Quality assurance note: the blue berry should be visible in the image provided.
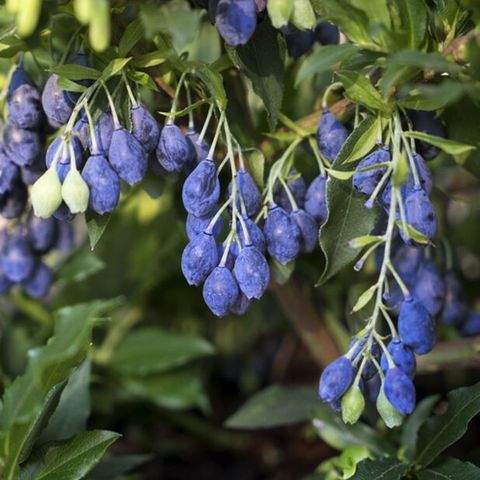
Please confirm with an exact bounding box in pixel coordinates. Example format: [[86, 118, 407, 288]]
[[0, 180, 27, 219], [236, 217, 266, 254], [53, 203, 74, 222], [156, 124, 191, 173], [74, 116, 90, 149], [0, 149, 20, 195], [89, 112, 114, 155], [233, 245, 270, 299], [404, 187, 437, 242], [54, 221, 74, 251], [274, 168, 306, 212], [460, 312, 480, 337], [109, 127, 148, 185], [391, 243, 423, 277], [319, 355, 354, 403], [305, 174, 328, 225], [399, 297, 436, 354], [8, 69, 42, 129], [186, 210, 222, 240], [230, 292, 252, 315], [315, 21, 339, 45], [291, 209, 318, 253], [21, 261, 52, 299], [215, 0, 257, 46], [365, 374, 381, 402], [412, 260, 445, 317], [186, 129, 210, 163], [181, 231, 219, 286], [3, 122, 42, 167], [21, 158, 45, 186], [232, 168, 261, 217], [131, 104, 160, 154], [352, 147, 390, 196], [41, 74, 73, 127], [27, 214, 58, 253], [409, 110, 445, 161], [203, 266, 239, 316], [441, 271, 468, 326], [182, 159, 220, 216], [46, 136, 83, 167], [82, 154, 120, 214], [0, 229, 35, 282], [282, 24, 315, 59], [316, 110, 348, 162], [384, 367, 416, 415], [264, 205, 301, 264], [380, 338, 416, 378]]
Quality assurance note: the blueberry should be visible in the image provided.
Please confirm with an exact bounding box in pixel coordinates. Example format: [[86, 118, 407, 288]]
[[186, 210, 222, 240], [7, 63, 34, 96], [315, 21, 339, 45], [391, 243, 423, 277], [203, 266, 239, 316], [409, 110, 445, 161], [74, 116, 90, 149], [319, 355, 354, 402], [89, 112, 114, 155], [187, 129, 210, 163], [362, 342, 381, 380], [274, 168, 307, 212], [352, 147, 390, 196], [21, 261, 52, 298], [233, 245, 270, 299], [264, 204, 301, 264], [381, 338, 416, 378], [412, 260, 445, 317], [156, 124, 191, 173], [109, 127, 148, 185], [82, 154, 120, 214], [316, 110, 349, 162], [412, 153, 433, 194], [282, 24, 316, 58], [384, 367, 416, 415], [182, 159, 220, 216], [3, 122, 42, 166], [215, 0, 257, 46], [41, 74, 73, 126], [441, 271, 468, 326], [460, 312, 480, 337], [365, 374, 381, 402], [181, 231, 219, 286], [0, 180, 27, 219], [230, 292, 252, 315], [305, 174, 328, 224], [0, 229, 35, 282], [291, 209, 318, 253], [46, 136, 83, 166], [236, 217, 266, 254], [64, 52, 92, 106], [218, 241, 236, 270], [230, 168, 261, 218], [0, 149, 20, 195], [27, 213, 58, 253], [53, 202, 74, 222], [403, 187, 437, 242], [54, 220, 74, 251], [399, 297, 436, 354], [21, 156, 45, 186], [131, 104, 160, 154], [0, 265, 12, 294], [8, 83, 42, 130]]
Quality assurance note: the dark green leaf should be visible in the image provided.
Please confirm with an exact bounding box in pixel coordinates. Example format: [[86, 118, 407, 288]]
[[396, 0, 427, 48], [415, 382, 480, 467], [133, 49, 169, 68], [87, 454, 151, 480], [319, 117, 380, 283], [245, 149, 265, 188], [111, 327, 215, 376], [342, 116, 382, 164], [190, 64, 227, 110], [57, 251, 105, 284], [118, 19, 144, 57], [296, 44, 359, 85], [350, 457, 410, 480], [270, 259, 295, 285], [33, 430, 120, 480], [416, 457, 480, 480], [225, 385, 319, 429], [227, 21, 285, 129], [404, 131, 475, 155], [50, 64, 101, 81], [101, 58, 132, 80], [56, 78, 87, 94], [85, 212, 111, 250]]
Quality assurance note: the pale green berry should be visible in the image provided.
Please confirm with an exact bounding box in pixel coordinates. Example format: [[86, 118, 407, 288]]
[[16, 0, 42, 36], [89, 0, 111, 52], [290, 0, 316, 30], [74, 0, 93, 24], [267, 0, 294, 28], [341, 385, 365, 425], [376, 386, 404, 428], [62, 169, 90, 214], [31, 168, 63, 219]]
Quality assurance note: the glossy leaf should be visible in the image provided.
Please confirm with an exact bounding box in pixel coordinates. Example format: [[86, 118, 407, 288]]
[[350, 457, 410, 480]]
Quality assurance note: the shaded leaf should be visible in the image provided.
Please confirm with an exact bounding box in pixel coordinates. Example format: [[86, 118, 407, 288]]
[[404, 131, 475, 155], [416, 457, 480, 480], [118, 19, 144, 57], [50, 64, 101, 81], [350, 457, 410, 479], [85, 212, 111, 250]]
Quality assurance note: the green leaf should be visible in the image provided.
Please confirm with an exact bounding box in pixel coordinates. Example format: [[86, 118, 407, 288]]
[[342, 116, 382, 164], [395, 221, 430, 245], [297, 44, 359, 85], [190, 64, 227, 110], [337, 72, 392, 114], [326, 168, 355, 180], [245, 149, 265, 188], [404, 131, 476, 155], [86, 454, 151, 480], [225, 385, 319, 429], [396, 0, 427, 49], [350, 457, 410, 480], [118, 18, 144, 57], [349, 235, 383, 248], [111, 327, 215, 376], [415, 382, 480, 467], [85, 212, 111, 250], [50, 64, 101, 81], [57, 250, 105, 284], [350, 0, 391, 28], [400, 395, 440, 461], [133, 50, 169, 68], [101, 58, 132, 80], [416, 457, 480, 480], [319, 117, 380, 284], [392, 152, 409, 187], [270, 259, 295, 285], [226, 21, 285, 129], [33, 430, 120, 480], [56, 78, 87, 94], [352, 285, 377, 312]]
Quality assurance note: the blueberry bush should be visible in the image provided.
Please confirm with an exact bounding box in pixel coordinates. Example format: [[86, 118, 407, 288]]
[[1, 0, 480, 478]]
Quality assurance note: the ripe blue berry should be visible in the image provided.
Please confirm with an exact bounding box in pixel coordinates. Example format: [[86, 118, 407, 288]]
[[89, 112, 114, 155], [41, 74, 73, 127], [3, 122, 42, 167], [384, 367, 416, 415], [365, 374, 381, 402], [230, 292, 252, 315], [403, 187, 437, 242], [186, 129, 210, 163], [412, 259, 445, 317], [182, 159, 220, 216], [0, 229, 35, 282], [233, 245, 270, 299], [74, 116, 90, 149], [319, 355, 354, 403], [282, 24, 316, 59], [441, 271, 468, 326], [274, 168, 306, 212], [156, 124, 191, 173], [21, 158, 45, 186], [27, 214, 57, 253], [391, 243, 423, 277], [54, 221, 74, 251], [203, 266, 239, 316], [82, 154, 120, 214], [352, 147, 390, 196], [232, 168, 261, 218], [186, 210, 222, 240], [0, 180, 27, 219], [181, 231, 219, 286], [291, 209, 318, 253], [316, 110, 348, 162], [409, 110, 445, 161], [399, 297, 436, 354], [460, 312, 480, 337], [380, 338, 416, 378], [215, 0, 257, 46], [264, 205, 301, 265], [131, 104, 160, 154], [305, 174, 328, 224], [0, 149, 20, 195], [315, 21, 339, 45], [8, 71, 42, 129], [235, 217, 266, 254], [109, 127, 148, 185], [46, 136, 83, 167], [22, 261, 52, 299]]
